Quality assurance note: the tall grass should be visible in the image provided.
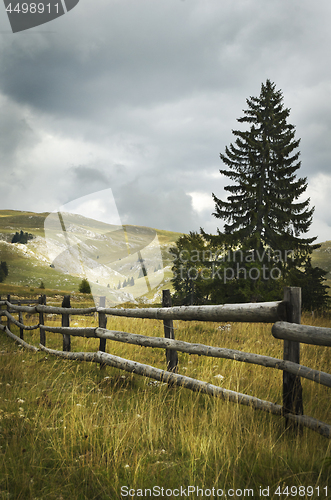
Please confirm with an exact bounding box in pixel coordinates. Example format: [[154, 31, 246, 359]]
[[0, 306, 330, 499]]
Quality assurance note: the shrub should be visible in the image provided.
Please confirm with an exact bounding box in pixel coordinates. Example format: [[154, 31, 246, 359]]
[[11, 230, 33, 244], [0, 261, 8, 282], [79, 278, 91, 294]]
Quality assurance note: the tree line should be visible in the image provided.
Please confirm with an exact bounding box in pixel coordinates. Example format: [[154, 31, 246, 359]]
[[11, 230, 33, 244]]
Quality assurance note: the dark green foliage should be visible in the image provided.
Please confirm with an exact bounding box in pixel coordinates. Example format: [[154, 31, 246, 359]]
[[169, 80, 329, 307], [11, 230, 33, 244], [39, 281, 45, 289], [0, 261, 8, 283], [78, 278, 91, 294], [170, 232, 211, 305], [288, 258, 330, 311], [0, 261, 8, 277], [213, 80, 317, 272], [205, 80, 325, 304]]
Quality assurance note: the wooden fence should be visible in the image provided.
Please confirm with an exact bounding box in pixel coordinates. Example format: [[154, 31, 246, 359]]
[[0, 287, 330, 438]]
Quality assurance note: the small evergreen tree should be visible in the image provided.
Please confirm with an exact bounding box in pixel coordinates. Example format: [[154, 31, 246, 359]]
[[79, 278, 91, 294], [0, 261, 8, 283], [0, 261, 8, 277], [11, 231, 20, 243]]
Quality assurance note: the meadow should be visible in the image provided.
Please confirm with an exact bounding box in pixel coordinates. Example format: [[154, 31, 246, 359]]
[[0, 293, 330, 500]]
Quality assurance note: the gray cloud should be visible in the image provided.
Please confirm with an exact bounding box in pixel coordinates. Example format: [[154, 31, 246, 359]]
[[0, 0, 330, 240]]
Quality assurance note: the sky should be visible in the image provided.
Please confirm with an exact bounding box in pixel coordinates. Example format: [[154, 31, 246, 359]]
[[0, 0, 331, 242]]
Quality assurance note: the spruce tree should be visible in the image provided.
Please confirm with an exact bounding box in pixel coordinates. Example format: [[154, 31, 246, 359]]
[[212, 79, 317, 275]]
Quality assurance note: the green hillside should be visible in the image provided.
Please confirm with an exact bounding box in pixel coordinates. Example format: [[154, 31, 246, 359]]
[[0, 209, 182, 300], [1, 209, 330, 300], [311, 240, 331, 291]]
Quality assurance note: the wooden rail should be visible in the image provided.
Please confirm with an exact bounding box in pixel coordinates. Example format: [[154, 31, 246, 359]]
[[1, 288, 330, 439], [1, 300, 286, 322], [273, 321, 331, 346]]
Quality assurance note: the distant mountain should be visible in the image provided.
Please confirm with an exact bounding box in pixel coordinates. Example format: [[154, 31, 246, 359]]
[[1, 209, 330, 300], [311, 241, 331, 291], [0, 209, 182, 303]]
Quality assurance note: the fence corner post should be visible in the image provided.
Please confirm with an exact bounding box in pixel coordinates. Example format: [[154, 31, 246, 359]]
[[162, 289, 178, 374], [62, 295, 71, 352], [38, 294, 46, 346], [98, 296, 107, 370], [283, 286, 303, 429]]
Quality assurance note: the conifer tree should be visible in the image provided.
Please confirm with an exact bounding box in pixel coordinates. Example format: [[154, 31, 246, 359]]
[[79, 278, 91, 294], [212, 79, 317, 275]]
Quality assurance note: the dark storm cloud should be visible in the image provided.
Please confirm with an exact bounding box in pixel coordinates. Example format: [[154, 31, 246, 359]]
[[69, 165, 110, 199], [0, 0, 330, 238], [0, 95, 37, 162]]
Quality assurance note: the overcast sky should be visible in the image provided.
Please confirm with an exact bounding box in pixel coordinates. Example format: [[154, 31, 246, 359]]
[[0, 0, 331, 242]]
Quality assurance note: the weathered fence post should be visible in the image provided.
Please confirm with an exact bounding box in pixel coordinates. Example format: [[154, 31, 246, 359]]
[[18, 301, 24, 340], [98, 296, 107, 369], [283, 287, 303, 427], [62, 295, 71, 352], [39, 294, 46, 346], [162, 289, 178, 373], [6, 294, 11, 331]]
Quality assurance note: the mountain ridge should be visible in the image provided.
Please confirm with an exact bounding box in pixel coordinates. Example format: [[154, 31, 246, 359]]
[[0, 209, 330, 298]]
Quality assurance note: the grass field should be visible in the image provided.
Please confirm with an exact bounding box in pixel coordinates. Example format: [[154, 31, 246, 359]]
[[0, 292, 330, 499]]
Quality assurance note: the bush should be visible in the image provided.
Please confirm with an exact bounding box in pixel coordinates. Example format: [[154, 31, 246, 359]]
[[0, 261, 8, 282], [79, 278, 91, 294], [11, 230, 33, 244]]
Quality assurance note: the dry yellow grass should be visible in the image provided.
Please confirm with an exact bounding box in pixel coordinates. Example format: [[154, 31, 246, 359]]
[[0, 304, 330, 499]]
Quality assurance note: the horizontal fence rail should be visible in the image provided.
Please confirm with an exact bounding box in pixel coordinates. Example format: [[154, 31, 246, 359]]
[[273, 321, 331, 347], [97, 301, 287, 323], [0, 300, 287, 323], [0, 289, 330, 439], [0, 310, 40, 330], [0, 323, 39, 352], [37, 346, 331, 439], [39, 325, 331, 389]]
